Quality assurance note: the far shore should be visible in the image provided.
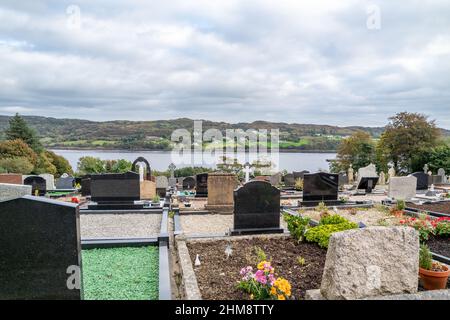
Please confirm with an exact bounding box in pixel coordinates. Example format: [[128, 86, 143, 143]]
[[49, 147, 337, 154]]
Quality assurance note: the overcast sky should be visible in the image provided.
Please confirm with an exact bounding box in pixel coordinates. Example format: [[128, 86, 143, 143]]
[[0, 1, 449, 128]]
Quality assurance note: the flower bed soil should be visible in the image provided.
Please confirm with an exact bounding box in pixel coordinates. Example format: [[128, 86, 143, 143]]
[[406, 202, 450, 215], [426, 236, 450, 258], [187, 237, 326, 300]]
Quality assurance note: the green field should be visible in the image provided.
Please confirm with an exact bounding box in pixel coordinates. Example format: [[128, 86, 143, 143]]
[[82, 246, 159, 300]]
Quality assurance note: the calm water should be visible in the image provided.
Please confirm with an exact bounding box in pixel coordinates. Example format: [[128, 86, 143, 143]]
[[52, 149, 336, 173]]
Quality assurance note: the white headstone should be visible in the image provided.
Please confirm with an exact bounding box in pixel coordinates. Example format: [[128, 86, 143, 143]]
[[388, 176, 417, 200], [138, 164, 144, 182], [243, 164, 252, 183], [437, 168, 447, 183], [38, 174, 55, 190], [357, 163, 378, 184]]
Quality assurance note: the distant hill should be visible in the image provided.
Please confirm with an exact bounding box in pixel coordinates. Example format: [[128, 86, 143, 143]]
[[0, 115, 448, 151]]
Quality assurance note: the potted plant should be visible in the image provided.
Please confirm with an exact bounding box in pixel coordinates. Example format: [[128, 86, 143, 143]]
[[419, 244, 450, 290]]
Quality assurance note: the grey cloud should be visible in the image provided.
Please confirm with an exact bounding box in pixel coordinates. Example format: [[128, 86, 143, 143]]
[[0, 1, 449, 128]]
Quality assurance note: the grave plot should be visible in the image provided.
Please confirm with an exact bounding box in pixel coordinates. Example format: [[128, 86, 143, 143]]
[[179, 214, 288, 236], [297, 205, 403, 227], [183, 236, 326, 300], [406, 201, 450, 216], [80, 213, 162, 238], [82, 246, 159, 300]]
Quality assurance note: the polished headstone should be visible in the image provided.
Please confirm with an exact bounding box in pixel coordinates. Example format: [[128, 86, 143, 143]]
[[232, 180, 281, 233], [182, 176, 196, 190], [23, 176, 46, 196], [302, 172, 339, 202], [283, 173, 295, 187], [356, 177, 379, 193], [80, 175, 91, 196], [411, 172, 429, 190], [195, 173, 208, 197], [0, 196, 81, 299], [293, 171, 310, 180], [90, 171, 140, 202]]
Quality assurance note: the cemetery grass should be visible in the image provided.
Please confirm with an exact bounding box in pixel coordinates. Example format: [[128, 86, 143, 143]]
[[406, 201, 450, 215], [187, 237, 326, 300], [82, 246, 159, 300]]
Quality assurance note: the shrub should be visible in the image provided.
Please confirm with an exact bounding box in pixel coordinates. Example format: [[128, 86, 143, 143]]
[[283, 213, 310, 242], [305, 221, 358, 248], [254, 246, 267, 263], [432, 217, 450, 237], [294, 178, 303, 191], [419, 244, 433, 270], [152, 195, 160, 203], [396, 199, 406, 211], [319, 214, 348, 225], [399, 216, 434, 242], [0, 157, 34, 174], [0, 139, 38, 165]]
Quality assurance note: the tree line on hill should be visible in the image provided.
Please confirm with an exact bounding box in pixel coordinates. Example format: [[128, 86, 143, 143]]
[[329, 112, 450, 174]]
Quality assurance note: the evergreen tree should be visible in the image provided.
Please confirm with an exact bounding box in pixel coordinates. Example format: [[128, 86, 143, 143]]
[[5, 113, 42, 152]]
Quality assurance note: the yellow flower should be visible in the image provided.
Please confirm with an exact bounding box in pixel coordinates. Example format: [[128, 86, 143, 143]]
[[277, 294, 286, 300], [270, 287, 277, 295], [250, 294, 254, 300], [257, 261, 268, 270]]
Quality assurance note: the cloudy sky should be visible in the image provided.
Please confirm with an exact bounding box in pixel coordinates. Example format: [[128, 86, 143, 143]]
[[0, 1, 449, 128]]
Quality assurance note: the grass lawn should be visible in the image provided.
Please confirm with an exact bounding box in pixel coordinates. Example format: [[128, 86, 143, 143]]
[[82, 246, 159, 300]]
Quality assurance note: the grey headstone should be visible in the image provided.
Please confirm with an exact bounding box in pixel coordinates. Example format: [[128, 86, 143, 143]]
[[0, 183, 32, 202], [388, 176, 417, 200], [56, 174, 75, 189], [357, 163, 378, 184], [156, 176, 169, 188]]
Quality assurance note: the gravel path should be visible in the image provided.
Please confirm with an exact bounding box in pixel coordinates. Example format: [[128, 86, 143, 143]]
[[180, 214, 288, 235], [80, 214, 162, 239]]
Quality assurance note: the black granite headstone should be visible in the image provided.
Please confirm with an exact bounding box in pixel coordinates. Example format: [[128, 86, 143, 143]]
[[0, 196, 81, 299], [89, 171, 141, 209], [23, 176, 46, 196], [293, 171, 310, 180], [283, 173, 295, 187], [411, 172, 429, 190], [302, 172, 339, 205], [231, 181, 282, 235], [182, 176, 196, 190], [80, 175, 91, 196], [195, 173, 208, 197], [356, 177, 379, 193]]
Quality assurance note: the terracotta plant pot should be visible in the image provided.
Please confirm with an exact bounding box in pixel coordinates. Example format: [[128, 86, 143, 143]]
[[419, 265, 450, 290]]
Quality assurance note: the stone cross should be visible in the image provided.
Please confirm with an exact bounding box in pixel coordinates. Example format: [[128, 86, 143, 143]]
[[168, 163, 176, 178], [423, 164, 429, 173], [243, 163, 252, 183]]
